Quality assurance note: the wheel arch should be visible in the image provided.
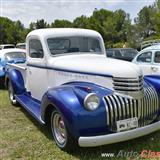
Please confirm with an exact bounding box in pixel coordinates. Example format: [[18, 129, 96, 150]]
[[8, 69, 26, 95], [43, 104, 55, 126]]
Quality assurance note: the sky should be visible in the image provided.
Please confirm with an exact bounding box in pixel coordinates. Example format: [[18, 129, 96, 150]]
[[0, 0, 156, 27]]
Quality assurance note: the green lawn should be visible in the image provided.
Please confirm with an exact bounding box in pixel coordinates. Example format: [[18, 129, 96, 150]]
[[0, 90, 160, 160]]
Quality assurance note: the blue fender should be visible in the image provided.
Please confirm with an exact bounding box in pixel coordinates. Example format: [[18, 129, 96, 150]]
[[9, 69, 25, 94], [144, 75, 160, 118], [144, 75, 160, 95], [41, 82, 113, 139]]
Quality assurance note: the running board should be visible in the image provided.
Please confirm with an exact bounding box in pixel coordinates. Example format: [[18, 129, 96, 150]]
[[15, 93, 45, 125]]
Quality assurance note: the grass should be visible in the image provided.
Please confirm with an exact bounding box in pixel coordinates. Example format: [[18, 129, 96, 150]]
[[0, 90, 160, 160]]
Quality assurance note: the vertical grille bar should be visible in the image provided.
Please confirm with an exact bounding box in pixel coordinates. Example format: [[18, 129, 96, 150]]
[[133, 100, 137, 118], [119, 96, 126, 119], [105, 96, 114, 126], [129, 99, 134, 118], [147, 88, 153, 120], [113, 95, 122, 120], [104, 97, 110, 126], [109, 96, 118, 122]]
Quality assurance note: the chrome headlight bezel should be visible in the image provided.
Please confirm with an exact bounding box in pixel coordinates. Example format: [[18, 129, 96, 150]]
[[84, 93, 100, 111]]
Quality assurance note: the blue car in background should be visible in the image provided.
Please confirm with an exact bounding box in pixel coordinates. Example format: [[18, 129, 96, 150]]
[[0, 48, 26, 87]]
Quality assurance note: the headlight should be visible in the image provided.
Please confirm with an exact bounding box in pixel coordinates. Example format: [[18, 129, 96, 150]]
[[84, 93, 100, 111]]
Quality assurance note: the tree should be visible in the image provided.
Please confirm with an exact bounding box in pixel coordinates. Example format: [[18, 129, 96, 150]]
[[35, 19, 49, 29], [154, 0, 160, 36], [51, 20, 72, 28], [29, 22, 36, 30], [135, 5, 157, 39], [73, 16, 90, 28]]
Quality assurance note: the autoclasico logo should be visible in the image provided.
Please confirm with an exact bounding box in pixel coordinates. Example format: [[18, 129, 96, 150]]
[[101, 150, 160, 158], [140, 150, 160, 158]]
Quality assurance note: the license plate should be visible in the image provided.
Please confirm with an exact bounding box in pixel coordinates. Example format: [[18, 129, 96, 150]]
[[116, 117, 138, 132]]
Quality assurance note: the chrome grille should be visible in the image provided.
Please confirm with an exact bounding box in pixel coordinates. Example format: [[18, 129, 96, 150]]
[[113, 76, 143, 91], [104, 85, 159, 131], [113, 76, 144, 99]]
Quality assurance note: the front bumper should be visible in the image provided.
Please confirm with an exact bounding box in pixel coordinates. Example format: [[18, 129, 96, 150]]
[[78, 121, 160, 147]]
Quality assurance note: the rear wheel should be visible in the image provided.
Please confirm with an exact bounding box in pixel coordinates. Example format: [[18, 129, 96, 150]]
[[50, 109, 77, 150], [8, 81, 17, 105]]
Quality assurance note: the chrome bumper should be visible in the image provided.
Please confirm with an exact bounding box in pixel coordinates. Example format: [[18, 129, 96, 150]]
[[78, 121, 160, 147]]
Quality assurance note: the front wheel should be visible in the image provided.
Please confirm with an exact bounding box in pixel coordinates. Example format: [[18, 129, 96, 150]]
[[8, 81, 18, 105], [51, 109, 77, 150]]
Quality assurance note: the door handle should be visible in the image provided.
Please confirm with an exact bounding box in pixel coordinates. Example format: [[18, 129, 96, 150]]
[[151, 67, 158, 72]]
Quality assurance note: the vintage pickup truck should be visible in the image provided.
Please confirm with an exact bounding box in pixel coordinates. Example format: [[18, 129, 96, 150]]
[[6, 28, 160, 150], [0, 48, 26, 87]]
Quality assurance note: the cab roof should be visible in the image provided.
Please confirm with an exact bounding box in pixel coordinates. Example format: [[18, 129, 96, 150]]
[[27, 28, 102, 39]]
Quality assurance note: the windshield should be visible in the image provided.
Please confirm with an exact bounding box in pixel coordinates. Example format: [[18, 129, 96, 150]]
[[5, 52, 26, 61], [47, 36, 102, 55]]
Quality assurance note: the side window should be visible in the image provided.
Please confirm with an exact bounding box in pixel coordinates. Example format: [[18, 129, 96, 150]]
[[137, 52, 152, 63], [29, 39, 44, 58], [154, 51, 160, 63]]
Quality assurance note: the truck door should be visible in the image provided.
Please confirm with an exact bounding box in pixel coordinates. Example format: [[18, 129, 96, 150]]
[[27, 38, 48, 100]]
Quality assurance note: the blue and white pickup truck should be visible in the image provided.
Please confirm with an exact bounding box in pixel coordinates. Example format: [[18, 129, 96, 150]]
[[6, 28, 160, 150], [0, 48, 26, 87]]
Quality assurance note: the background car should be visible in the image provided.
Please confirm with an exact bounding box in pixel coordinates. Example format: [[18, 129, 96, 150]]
[[16, 43, 26, 49], [132, 44, 160, 75], [0, 44, 15, 50], [141, 39, 160, 50], [0, 48, 26, 87], [106, 48, 138, 61]]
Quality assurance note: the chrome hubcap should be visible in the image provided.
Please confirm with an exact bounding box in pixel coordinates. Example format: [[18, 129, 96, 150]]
[[53, 113, 67, 145]]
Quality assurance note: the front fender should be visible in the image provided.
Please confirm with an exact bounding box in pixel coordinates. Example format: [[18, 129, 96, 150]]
[[41, 82, 113, 139], [144, 75, 160, 95]]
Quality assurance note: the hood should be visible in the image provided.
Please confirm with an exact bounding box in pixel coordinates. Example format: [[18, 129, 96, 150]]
[[48, 54, 142, 78]]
